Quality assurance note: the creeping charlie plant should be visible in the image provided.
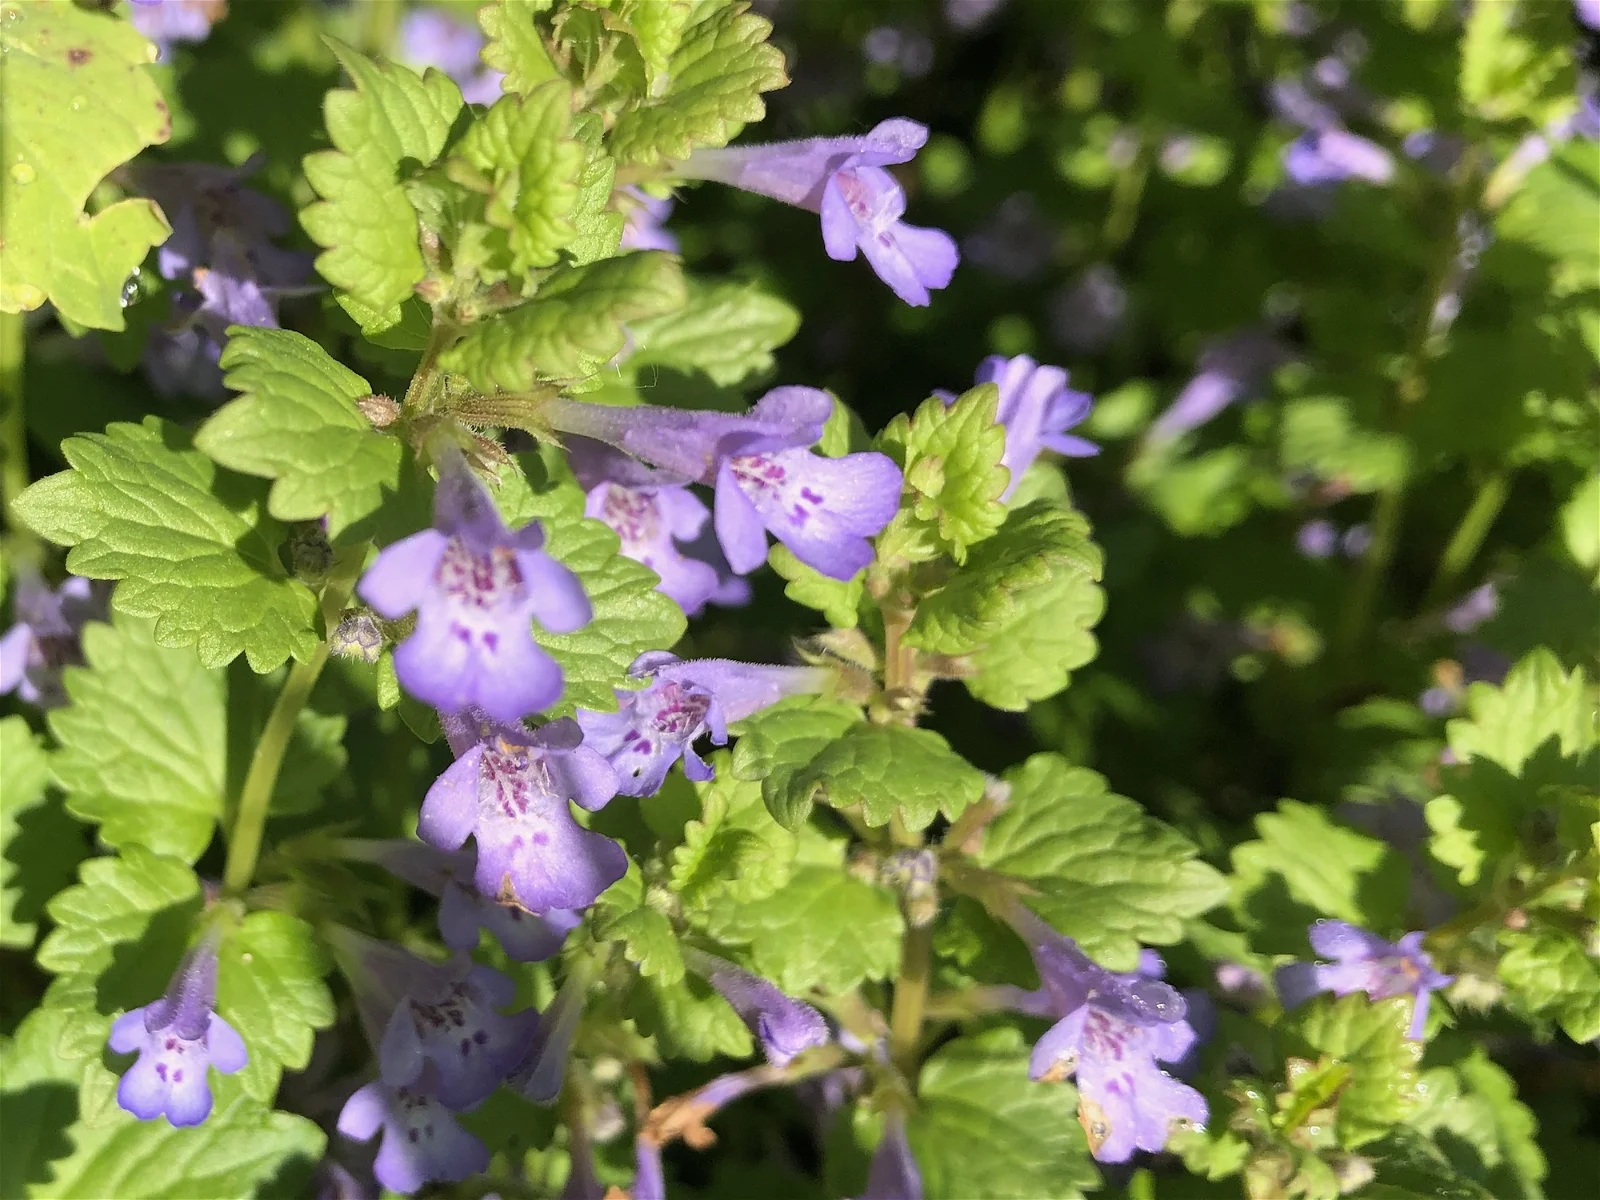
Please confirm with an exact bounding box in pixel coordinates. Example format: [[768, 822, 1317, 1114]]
[[0, 1, 1596, 1198]]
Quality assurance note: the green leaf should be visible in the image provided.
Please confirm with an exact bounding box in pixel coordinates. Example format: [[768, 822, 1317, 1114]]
[[566, 113, 625, 265], [1558, 473, 1600, 584], [906, 1027, 1100, 1200], [784, 722, 986, 832], [1359, 1127, 1497, 1200], [480, 0, 562, 96], [595, 906, 685, 985], [1278, 397, 1409, 495], [606, 2, 787, 165], [1459, 0, 1575, 124], [701, 865, 902, 995], [443, 251, 687, 392], [36, 846, 203, 1066], [907, 499, 1102, 655], [196, 328, 401, 541], [0, 0, 171, 328], [26, 1066, 324, 1200], [1425, 649, 1598, 884], [728, 696, 862, 829], [877, 386, 1009, 566], [769, 543, 864, 627], [975, 754, 1227, 970], [1496, 145, 1599, 284], [12, 418, 319, 672], [0, 717, 84, 950], [215, 912, 335, 1103], [1230, 800, 1411, 948], [1282, 994, 1422, 1149], [0, 1006, 83, 1197], [48, 615, 224, 863], [491, 458, 687, 714], [1496, 926, 1600, 1044], [669, 753, 798, 915], [632, 972, 752, 1062], [625, 279, 800, 387], [447, 83, 586, 274], [1410, 1050, 1547, 1200], [300, 41, 463, 325]]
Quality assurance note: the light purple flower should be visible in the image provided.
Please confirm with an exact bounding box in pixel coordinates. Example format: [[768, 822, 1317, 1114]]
[[584, 480, 722, 614], [378, 958, 536, 1111], [128, 0, 223, 60], [107, 940, 247, 1127], [1444, 582, 1499, 635], [359, 459, 590, 722], [633, 1136, 666, 1200], [1147, 330, 1294, 443], [862, 1113, 923, 1200], [508, 970, 587, 1103], [679, 118, 958, 305], [682, 948, 829, 1066], [544, 387, 831, 486], [1284, 129, 1395, 186], [715, 444, 902, 579], [961, 355, 1097, 500], [352, 840, 579, 962], [421, 712, 624, 914], [398, 7, 505, 105], [1, 573, 108, 708], [1009, 910, 1206, 1163], [576, 651, 828, 797], [620, 187, 680, 254], [1578, 0, 1600, 30], [1275, 920, 1454, 1040], [1296, 519, 1339, 560], [337, 1072, 490, 1195]]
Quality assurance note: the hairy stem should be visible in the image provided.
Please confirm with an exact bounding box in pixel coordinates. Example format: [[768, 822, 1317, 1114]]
[[0, 311, 29, 535], [888, 920, 933, 1076], [222, 552, 362, 894], [1424, 470, 1510, 610]]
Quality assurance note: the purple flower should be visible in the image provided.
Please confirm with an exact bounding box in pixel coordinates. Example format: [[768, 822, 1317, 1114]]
[[544, 387, 831, 487], [107, 940, 247, 1127], [128, 0, 223, 60], [576, 651, 828, 797], [398, 7, 505, 106], [378, 959, 536, 1110], [350, 840, 579, 962], [359, 459, 590, 723], [1578, 0, 1600, 30], [682, 948, 829, 1066], [862, 1114, 923, 1200], [1, 573, 108, 709], [962, 355, 1097, 500], [716, 444, 902, 579], [679, 119, 958, 305], [1275, 920, 1453, 1040], [633, 1136, 666, 1200], [1284, 129, 1395, 187], [1147, 330, 1294, 443], [1444, 582, 1499, 635], [1296, 519, 1339, 560], [1009, 910, 1205, 1163], [421, 712, 624, 914], [337, 1073, 490, 1195], [619, 187, 679, 254], [581, 477, 723, 616]]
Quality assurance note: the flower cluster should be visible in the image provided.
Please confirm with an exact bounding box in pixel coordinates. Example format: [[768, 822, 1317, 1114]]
[[131, 156, 314, 401]]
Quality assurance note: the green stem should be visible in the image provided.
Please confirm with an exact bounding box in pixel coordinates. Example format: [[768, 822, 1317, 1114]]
[[0, 311, 29, 534], [888, 920, 933, 1076], [1424, 470, 1510, 609], [1101, 139, 1151, 254], [222, 554, 361, 895]]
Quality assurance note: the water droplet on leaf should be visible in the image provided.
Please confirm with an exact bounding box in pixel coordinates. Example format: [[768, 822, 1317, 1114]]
[[8, 161, 34, 185]]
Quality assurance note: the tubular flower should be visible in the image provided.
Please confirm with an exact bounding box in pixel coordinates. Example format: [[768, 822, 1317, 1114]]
[[958, 355, 1098, 500], [359, 458, 590, 722], [422, 712, 625, 914], [337, 1071, 490, 1196], [682, 947, 830, 1067], [1275, 920, 1453, 1040], [107, 939, 247, 1127], [576, 651, 829, 797], [678, 119, 958, 305]]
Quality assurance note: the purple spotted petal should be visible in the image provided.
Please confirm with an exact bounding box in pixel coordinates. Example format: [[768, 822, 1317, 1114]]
[[421, 720, 624, 913], [338, 1076, 489, 1196], [821, 164, 959, 306], [378, 960, 533, 1110], [586, 482, 720, 613], [715, 447, 902, 580]]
